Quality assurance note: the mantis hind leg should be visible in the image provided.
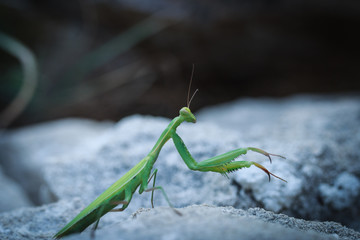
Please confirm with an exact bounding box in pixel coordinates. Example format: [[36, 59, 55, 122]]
[[109, 188, 133, 212], [91, 205, 105, 239], [109, 200, 130, 212], [90, 191, 132, 238]]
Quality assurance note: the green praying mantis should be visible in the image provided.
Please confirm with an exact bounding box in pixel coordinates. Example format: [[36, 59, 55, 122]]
[[54, 75, 286, 239]]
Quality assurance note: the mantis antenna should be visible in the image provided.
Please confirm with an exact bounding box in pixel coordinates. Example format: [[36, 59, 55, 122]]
[[187, 64, 199, 108]]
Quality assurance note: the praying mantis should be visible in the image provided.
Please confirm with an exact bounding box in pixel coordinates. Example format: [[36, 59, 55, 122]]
[[54, 75, 286, 239]]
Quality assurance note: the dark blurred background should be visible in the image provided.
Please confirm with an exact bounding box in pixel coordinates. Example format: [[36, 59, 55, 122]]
[[1, 0, 360, 128]]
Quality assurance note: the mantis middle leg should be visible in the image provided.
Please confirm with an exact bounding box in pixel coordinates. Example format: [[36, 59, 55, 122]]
[[145, 169, 182, 215], [146, 169, 158, 208]]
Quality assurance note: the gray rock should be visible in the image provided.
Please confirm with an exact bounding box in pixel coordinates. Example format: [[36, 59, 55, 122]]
[[319, 172, 360, 211], [87, 205, 359, 240], [197, 95, 360, 230], [0, 199, 83, 240], [0, 118, 113, 205], [0, 94, 359, 238], [1, 204, 359, 240], [0, 165, 32, 212], [43, 95, 360, 230]]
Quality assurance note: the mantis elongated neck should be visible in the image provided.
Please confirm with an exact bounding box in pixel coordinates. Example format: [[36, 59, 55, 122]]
[[149, 115, 184, 161]]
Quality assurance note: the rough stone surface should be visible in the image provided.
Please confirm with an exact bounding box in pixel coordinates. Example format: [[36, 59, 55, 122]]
[[197, 95, 360, 230], [319, 172, 360, 211], [0, 118, 113, 205], [0, 199, 82, 240], [65, 205, 352, 240], [1, 204, 359, 240], [0, 94, 359, 239], [0, 165, 32, 212]]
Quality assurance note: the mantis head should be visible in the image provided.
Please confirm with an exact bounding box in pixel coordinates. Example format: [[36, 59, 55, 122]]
[[180, 107, 196, 123]]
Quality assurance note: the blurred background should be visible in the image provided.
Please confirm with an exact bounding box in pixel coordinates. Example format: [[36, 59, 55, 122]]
[[0, 0, 360, 127], [1, 1, 360, 235]]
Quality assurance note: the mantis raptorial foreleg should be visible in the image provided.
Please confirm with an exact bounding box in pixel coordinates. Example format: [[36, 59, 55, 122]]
[[171, 131, 286, 181]]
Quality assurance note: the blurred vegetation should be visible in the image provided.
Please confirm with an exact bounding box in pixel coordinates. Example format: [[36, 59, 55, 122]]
[[0, 32, 37, 128], [0, 1, 360, 128]]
